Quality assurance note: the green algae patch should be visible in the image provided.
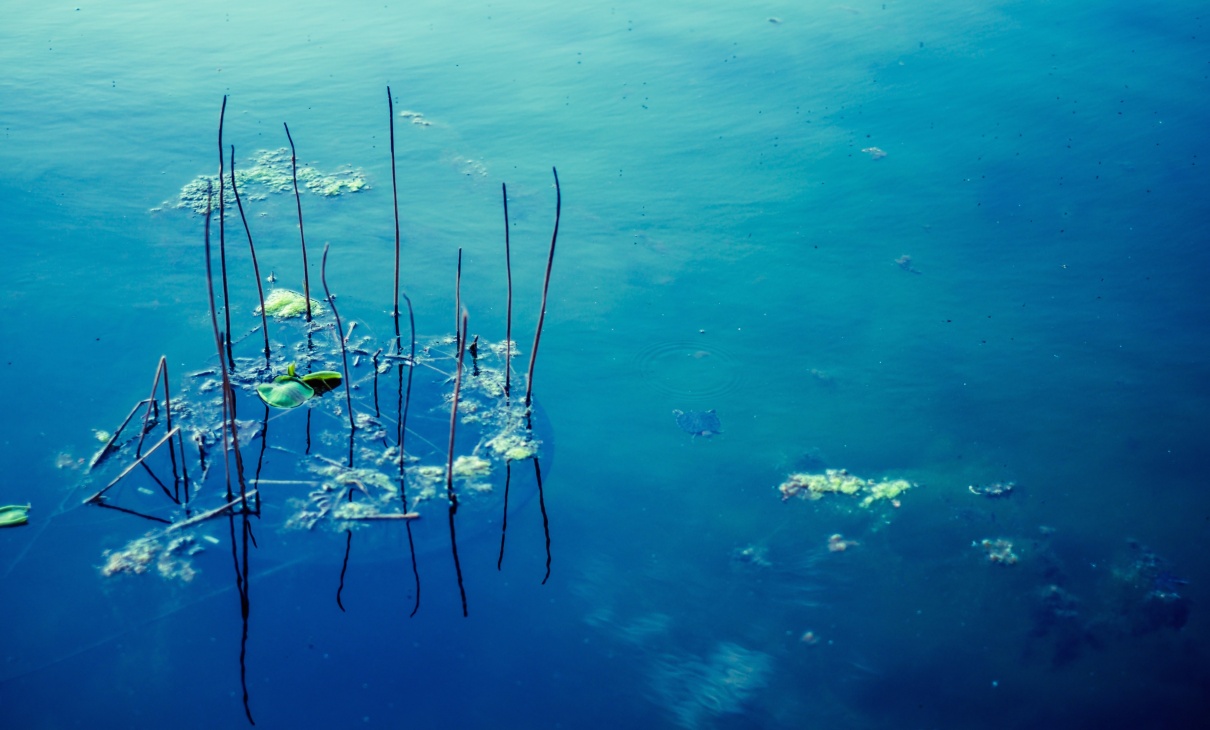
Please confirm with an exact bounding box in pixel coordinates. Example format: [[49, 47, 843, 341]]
[[859, 478, 914, 508], [486, 432, 539, 461], [168, 148, 370, 215], [777, 470, 863, 501], [453, 455, 492, 478], [257, 288, 324, 319], [778, 469, 916, 509]]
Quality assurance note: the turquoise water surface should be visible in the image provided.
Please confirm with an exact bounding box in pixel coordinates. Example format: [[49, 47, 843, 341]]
[[2, 1, 1208, 727]]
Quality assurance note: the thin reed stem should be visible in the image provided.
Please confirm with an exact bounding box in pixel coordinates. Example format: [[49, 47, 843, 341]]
[[388, 86, 402, 337], [218, 96, 235, 370], [396, 291, 421, 617], [454, 248, 462, 350], [446, 309, 470, 616], [502, 183, 512, 400], [204, 182, 249, 506], [321, 243, 356, 467], [230, 144, 271, 368], [525, 167, 561, 409], [283, 122, 313, 322], [535, 457, 552, 584]]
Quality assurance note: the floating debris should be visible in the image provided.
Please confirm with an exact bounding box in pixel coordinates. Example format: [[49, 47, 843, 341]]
[[778, 468, 915, 509], [731, 544, 771, 568], [55, 452, 83, 470], [398, 110, 432, 126], [895, 254, 922, 274], [827, 533, 858, 552], [978, 538, 1018, 565], [861, 146, 887, 160], [969, 481, 1014, 498], [101, 533, 202, 581]]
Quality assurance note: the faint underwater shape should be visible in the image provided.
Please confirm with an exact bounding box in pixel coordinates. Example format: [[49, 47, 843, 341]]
[[672, 409, 722, 437], [648, 642, 772, 729], [616, 613, 673, 646], [730, 543, 771, 568]]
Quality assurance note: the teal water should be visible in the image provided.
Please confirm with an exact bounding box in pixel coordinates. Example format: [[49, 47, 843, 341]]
[[2, 1, 1208, 727]]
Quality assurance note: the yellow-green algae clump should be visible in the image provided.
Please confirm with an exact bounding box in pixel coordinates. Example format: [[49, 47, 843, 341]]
[[778, 468, 915, 509], [101, 533, 202, 581], [168, 148, 370, 215], [453, 455, 492, 478], [256, 288, 325, 319], [486, 432, 539, 461]]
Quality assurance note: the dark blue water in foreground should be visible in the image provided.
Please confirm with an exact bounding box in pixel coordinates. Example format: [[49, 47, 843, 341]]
[[3, 1, 1209, 727]]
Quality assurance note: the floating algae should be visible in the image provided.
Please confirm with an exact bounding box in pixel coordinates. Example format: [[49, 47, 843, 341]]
[[453, 454, 491, 478], [777, 468, 915, 508], [168, 148, 369, 215], [101, 533, 203, 581], [256, 288, 324, 319]]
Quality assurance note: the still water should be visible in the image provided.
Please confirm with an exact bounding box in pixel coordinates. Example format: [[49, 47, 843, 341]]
[[2, 1, 1208, 727]]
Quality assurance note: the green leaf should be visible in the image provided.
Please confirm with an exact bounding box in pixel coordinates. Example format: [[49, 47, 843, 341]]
[[255, 376, 315, 409], [0, 503, 30, 528], [301, 371, 342, 395]]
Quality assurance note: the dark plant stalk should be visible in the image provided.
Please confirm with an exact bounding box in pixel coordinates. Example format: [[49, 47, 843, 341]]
[[321, 242, 356, 467], [502, 183, 512, 400], [88, 398, 152, 471], [525, 167, 561, 409], [84, 427, 180, 504], [534, 457, 552, 584], [496, 460, 511, 570], [336, 530, 352, 612], [204, 182, 249, 505], [284, 122, 313, 322], [230, 144, 271, 368], [130, 359, 177, 503], [372, 348, 382, 418], [454, 248, 462, 351], [158, 357, 190, 507], [388, 86, 402, 342], [237, 513, 255, 724], [90, 501, 173, 524], [396, 291, 421, 617], [218, 96, 235, 370], [445, 310, 469, 616]]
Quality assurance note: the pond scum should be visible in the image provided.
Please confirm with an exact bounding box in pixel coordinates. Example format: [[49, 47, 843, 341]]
[[82, 90, 561, 725]]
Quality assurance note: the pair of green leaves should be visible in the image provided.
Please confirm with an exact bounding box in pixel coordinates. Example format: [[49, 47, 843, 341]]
[[255, 363, 342, 409]]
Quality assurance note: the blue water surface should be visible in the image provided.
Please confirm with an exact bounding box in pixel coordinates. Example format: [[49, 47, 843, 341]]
[[2, 1, 1209, 727]]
